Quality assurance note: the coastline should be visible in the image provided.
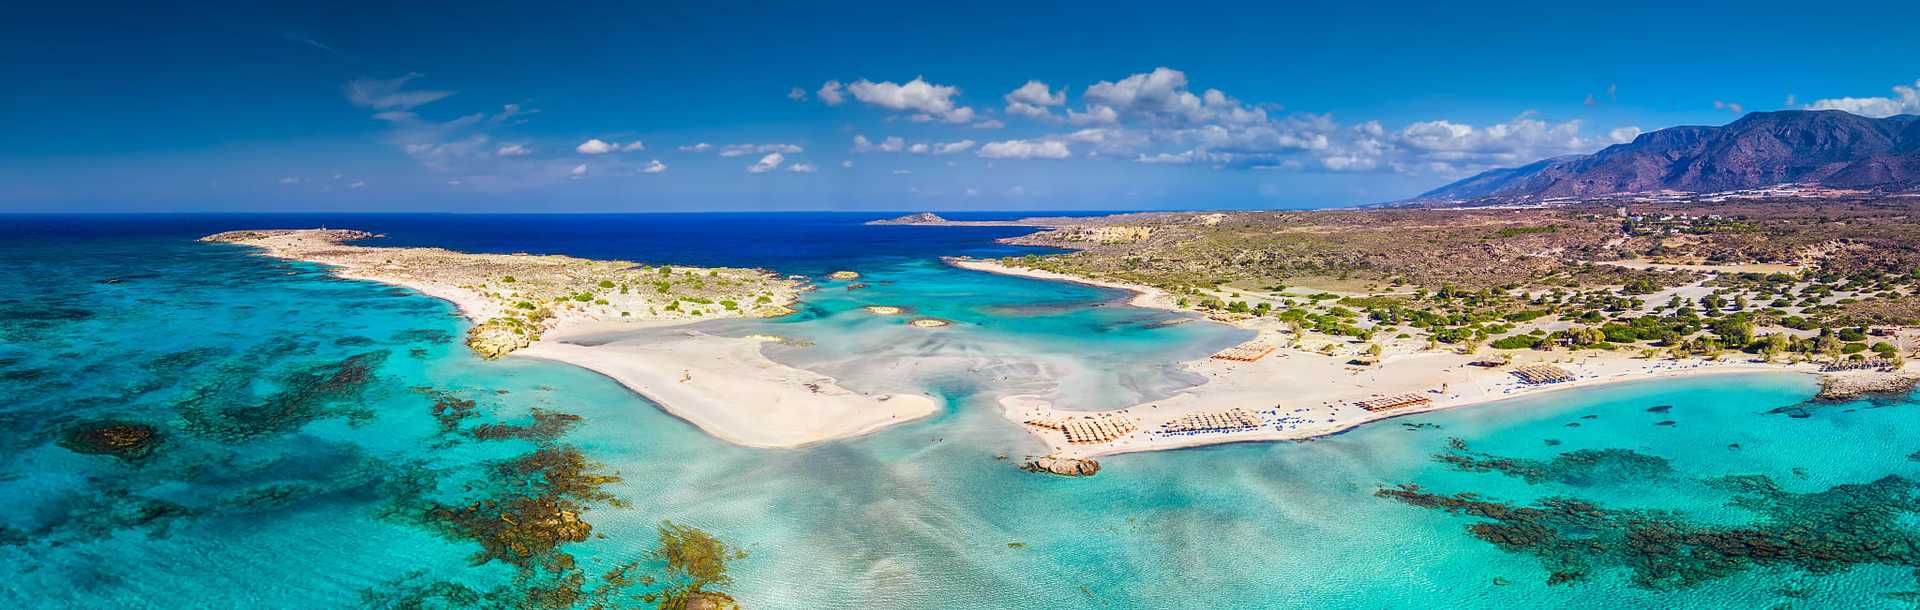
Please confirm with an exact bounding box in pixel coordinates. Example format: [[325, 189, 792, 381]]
[[205, 229, 938, 449], [944, 257, 1182, 311], [951, 253, 1845, 460]]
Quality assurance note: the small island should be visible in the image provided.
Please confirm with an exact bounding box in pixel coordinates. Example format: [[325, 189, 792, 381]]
[[202, 229, 938, 448], [865, 212, 947, 225]]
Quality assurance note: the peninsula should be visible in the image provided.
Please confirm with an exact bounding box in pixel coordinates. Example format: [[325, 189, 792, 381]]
[[201, 229, 938, 447]]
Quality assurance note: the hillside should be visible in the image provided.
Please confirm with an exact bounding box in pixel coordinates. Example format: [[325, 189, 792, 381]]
[[1416, 110, 1920, 202]]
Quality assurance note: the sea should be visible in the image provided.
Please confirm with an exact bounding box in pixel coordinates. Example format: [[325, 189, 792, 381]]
[[2, 213, 1917, 609]]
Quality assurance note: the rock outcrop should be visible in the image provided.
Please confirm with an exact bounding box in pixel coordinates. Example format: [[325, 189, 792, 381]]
[[466, 319, 534, 359], [1021, 456, 1100, 477], [1817, 370, 1920, 400]]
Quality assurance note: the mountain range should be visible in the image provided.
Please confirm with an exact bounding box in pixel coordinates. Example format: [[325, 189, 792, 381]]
[[1412, 110, 1920, 202]]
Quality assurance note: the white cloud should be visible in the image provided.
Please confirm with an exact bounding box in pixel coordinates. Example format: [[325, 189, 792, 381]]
[[1076, 67, 1268, 128], [1713, 100, 1745, 115], [933, 140, 976, 155], [570, 163, 588, 178], [1067, 105, 1119, 125], [577, 138, 643, 154], [1608, 126, 1642, 144], [840, 160, 854, 168], [817, 80, 846, 106], [787, 87, 808, 101], [1005, 80, 1066, 119], [278, 176, 303, 184], [348, 181, 367, 189], [345, 74, 452, 112], [891, 169, 912, 175], [747, 152, 785, 173], [971, 119, 1006, 129], [844, 77, 976, 123], [576, 139, 614, 154], [788, 162, 817, 173], [716, 143, 802, 157], [908, 143, 929, 154], [496, 143, 531, 157], [642, 160, 667, 174], [851, 135, 906, 153], [1807, 79, 1920, 118], [978, 139, 1072, 159]]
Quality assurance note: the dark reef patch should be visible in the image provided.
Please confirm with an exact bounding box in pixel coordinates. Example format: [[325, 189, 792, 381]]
[[174, 350, 389, 441], [392, 329, 453, 344], [471, 409, 584, 443], [1387, 441, 1920, 591], [57, 420, 161, 462], [1433, 439, 1673, 486]]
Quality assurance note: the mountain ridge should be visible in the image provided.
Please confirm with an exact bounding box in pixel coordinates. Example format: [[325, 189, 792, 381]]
[[1412, 110, 1920, 203]]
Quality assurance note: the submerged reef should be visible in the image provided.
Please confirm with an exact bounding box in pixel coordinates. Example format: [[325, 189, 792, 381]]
[[376, 436, 748, 609], [1385, 441, 1920, 590], [1433, 438, 1674, 486], [173, 350, 389, 441], [57, 420, 161, 462]]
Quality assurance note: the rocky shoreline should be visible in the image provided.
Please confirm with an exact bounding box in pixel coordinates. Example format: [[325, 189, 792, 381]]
[[1816, 370, 1920, 401]]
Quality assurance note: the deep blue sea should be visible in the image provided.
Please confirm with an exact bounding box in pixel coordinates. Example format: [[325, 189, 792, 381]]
[[3, 213, 1919, 609]]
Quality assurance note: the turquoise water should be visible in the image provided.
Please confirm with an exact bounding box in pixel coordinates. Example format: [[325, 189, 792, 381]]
[[3, 216, 1919, 609]]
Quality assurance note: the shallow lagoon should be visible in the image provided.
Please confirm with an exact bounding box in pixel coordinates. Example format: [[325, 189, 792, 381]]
[[2, 215, 1917, 609]]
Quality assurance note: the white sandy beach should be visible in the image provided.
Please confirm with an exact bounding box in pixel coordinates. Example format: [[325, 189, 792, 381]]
[[953, 257, 1833, 459], [519, 322, 938, 448]]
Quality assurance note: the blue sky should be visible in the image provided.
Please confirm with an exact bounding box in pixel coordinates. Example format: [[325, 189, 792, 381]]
[[4, 1, 1919, 212]]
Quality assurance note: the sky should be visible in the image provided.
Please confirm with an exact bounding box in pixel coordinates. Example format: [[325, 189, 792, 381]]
[[4, 1, 1920, 213]]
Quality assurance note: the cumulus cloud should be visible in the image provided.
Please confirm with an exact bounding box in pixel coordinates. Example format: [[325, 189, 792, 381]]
[[788, 162, 817, 173], [1713, 100, 1745, 115], [346, 74, 453, 112], [978, 139, 1072, 159], [678, 143, 714, 153], [642, 160, 667, 174], [576, 139, 614, 154], [1608, 126, 1643, 144], [933, 140, 976, 155], [817, 80, 846, 106], [1076, 67, 1268, 128], [496, 144, 531, 157], [570, 164, 588, 178], [747, 152, 785, 173], [852, 135, 906, 153], [715, 143, 802, 157], [840, 160, 854, 168], [1808, 79, 1920, 118], [787, 87, 807, 101], [971, 119, 1006, 129], [842, 77, 976, 123], [1005, 80, 1066, 119], [576, 138, 643, 154]]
